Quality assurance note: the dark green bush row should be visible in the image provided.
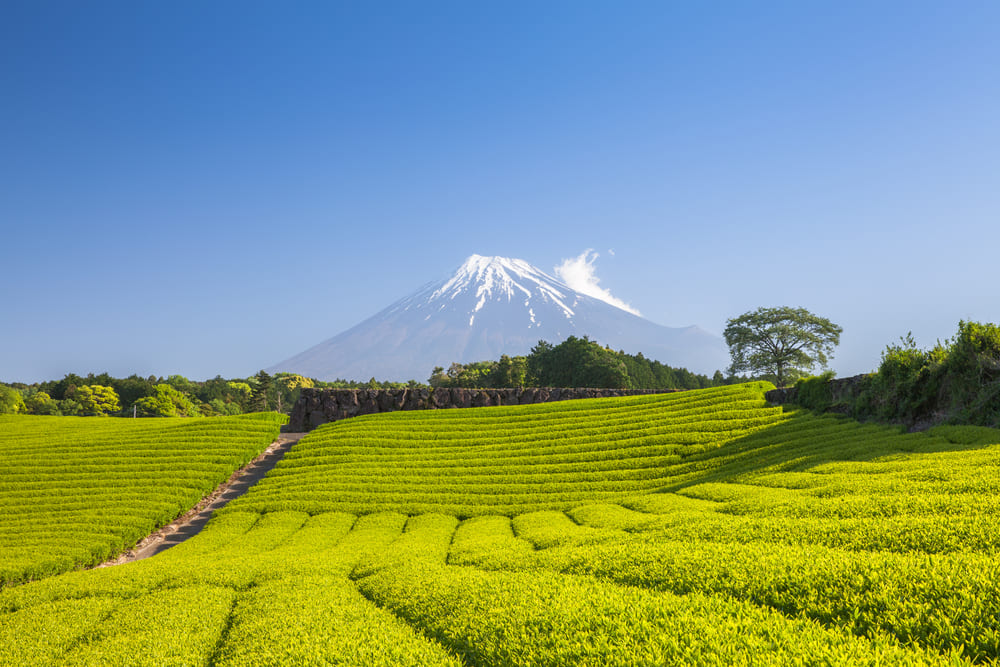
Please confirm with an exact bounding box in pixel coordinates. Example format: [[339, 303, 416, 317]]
[[794, 321, 1000, 428], [854, 321, 1000, 427]]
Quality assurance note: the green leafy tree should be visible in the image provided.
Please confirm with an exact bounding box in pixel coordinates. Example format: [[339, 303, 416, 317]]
[[0, 386, 26, 414], [115, 375, 156, 408], [58, 398, 83, 416], [724, 306, 842, 387], [273, 373, 313, 414], [166, 374, 195, 395], [73, 385, 121, 416], [24, 391, 61, 415], [40, 374, 87, 401], [226, 381, 254, 412], [526, 340, 555, 385], [250, 371, 274, 412], [429, 366, 448, 387], [489, 354, 528, 387], [134, 384, 200, 417], [528, 336, 631, 388], [208, 398, 242, 416]]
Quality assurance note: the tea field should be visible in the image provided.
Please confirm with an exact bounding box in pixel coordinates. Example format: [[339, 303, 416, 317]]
[[2, 383, 999, 665], [0, 412, 286, 586]]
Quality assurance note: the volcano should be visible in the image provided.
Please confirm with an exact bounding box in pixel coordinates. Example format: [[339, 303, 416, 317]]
[[268, 255, 728, 382]]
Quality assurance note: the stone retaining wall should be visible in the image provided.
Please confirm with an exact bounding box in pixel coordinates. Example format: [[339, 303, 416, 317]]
[[288, 386, 676, 431]]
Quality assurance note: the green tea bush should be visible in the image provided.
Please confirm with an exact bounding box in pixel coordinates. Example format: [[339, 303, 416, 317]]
[[356, 564, 941, 666]]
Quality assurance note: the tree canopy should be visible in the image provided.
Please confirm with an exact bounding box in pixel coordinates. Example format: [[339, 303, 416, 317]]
[[134, 384, 200, 417], [430, 336, 726, 390], [724, 306, 842, 387], [71, 385, 121, 416], [852, 320, 1000, 427], [5, 370, 426, 419], [0, 386, 26, 414]]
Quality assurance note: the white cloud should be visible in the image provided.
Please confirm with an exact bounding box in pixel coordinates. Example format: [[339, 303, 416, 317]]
[[554, 250, 641, 316]]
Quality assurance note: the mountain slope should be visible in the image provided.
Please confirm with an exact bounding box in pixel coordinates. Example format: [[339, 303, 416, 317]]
[[269, 255, 729, 381]]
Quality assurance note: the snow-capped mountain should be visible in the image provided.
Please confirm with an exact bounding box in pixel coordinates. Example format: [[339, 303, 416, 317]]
[[268, 255, 729, 382]]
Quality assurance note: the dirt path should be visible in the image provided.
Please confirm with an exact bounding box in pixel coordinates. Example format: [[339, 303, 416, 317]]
[[96, 432, 306, 567]]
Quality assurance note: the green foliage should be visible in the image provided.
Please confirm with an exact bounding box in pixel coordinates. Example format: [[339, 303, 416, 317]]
[[794, 370, 836, 411], [491, 354, 527, 387], [358, 563, 932, 666], [273, 373, 314, 413], [133, 384, 199, 417], [724, 306, 842, 386], [432, 337, 721, 389], [0, 413, 286, 587], [23, 391, 61, 416], [208, 398, 242, 416], [0, 386, 26, 414], [854, 321, 1000, 427], [621, 351, 718, 389], [115, 375, 157, 407], [527, 336, 631, 388], [250, 370, 274, 412], [940, 320, 1000, 424], [165, 374, 194, 395], [69, 385, 121, 416], [56, 398, 83, 416], [430, 357, 530, 388], [16, 372, 426, 419], [226, 381, 253, 397]]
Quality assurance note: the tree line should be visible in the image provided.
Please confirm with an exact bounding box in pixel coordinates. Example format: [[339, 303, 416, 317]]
[[0, 371, 425, 418], [429, 336, 739, 390]]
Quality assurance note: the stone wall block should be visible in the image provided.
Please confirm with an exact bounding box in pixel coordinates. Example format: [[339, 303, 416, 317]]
[[288, 386, 677, 431]]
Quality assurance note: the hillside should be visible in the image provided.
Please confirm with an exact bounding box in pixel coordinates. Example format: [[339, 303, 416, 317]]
[[230, 383, 783, 516], [2, 384, 1000, 664], [0, 413, 286, 587]]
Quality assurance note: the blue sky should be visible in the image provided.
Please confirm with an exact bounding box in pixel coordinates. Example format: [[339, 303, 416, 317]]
[[2, 2, 998, 383]]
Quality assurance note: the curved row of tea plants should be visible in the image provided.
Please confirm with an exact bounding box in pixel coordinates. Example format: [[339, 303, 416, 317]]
[[0, 413, 285, 587], [227, 382, 785, 516]]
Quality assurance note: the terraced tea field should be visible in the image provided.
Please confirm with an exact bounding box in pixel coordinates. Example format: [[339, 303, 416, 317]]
[[3, 383, 999, 665], [0, 413, 286, 586]]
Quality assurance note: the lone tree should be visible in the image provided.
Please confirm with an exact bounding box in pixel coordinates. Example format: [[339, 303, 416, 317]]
[[724, 306, 842, 387]]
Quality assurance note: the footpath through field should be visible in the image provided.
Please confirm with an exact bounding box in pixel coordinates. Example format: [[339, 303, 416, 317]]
[[97, 432, 306, 566]]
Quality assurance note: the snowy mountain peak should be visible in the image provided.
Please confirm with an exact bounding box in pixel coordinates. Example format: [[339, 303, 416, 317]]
[[428, 255, 576, 322]]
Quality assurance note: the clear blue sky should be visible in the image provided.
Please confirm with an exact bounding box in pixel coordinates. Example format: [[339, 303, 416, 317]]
[[3, 1, 998, 383]]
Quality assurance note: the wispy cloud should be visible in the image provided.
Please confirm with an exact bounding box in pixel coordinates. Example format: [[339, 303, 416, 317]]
[[554, 250, 641, 316]]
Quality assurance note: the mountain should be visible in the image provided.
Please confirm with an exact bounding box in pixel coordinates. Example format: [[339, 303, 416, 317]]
[[268, 254, 729, 382]]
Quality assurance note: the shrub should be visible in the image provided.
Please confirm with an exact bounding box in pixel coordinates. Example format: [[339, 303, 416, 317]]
[[853, 322, 1000, 428], [794, 371, 835, 412]]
